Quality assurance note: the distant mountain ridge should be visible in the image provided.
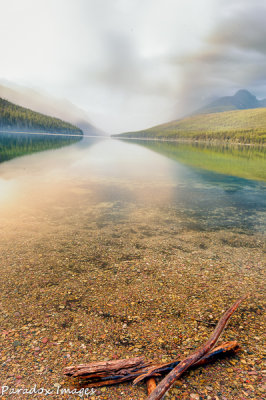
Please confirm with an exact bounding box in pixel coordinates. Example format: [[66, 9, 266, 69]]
[[0, 97, 82, 135], [196, 89, 266, 114]]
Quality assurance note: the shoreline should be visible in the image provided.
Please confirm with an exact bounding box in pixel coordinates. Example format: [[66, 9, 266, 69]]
[[111, 135, 266, 147]]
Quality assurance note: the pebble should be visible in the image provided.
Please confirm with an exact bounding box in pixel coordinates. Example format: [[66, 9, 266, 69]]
[[190, 394, 200, 400]]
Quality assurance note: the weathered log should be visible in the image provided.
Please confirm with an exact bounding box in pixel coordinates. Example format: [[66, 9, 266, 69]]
[[145, 296, 247, 400], [64, 341, 239, 388], [64, 356, 149, 378]]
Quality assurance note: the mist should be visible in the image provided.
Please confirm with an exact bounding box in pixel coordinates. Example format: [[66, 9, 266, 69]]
[[0, 0, 265, 133]]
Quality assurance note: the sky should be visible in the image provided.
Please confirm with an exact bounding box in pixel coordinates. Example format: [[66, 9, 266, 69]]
[[0, 0, 266, 133]]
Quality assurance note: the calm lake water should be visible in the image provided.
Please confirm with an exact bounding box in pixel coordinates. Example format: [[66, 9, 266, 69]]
[[0, 135, 265, 233]]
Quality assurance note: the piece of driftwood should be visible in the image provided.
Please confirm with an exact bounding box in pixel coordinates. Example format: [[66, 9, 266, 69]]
[[133, 340, 239, 385], [145, 296, 247, 400], [147, 378, 157, 395], [64, 356, 149, 378], [63, 341, 239, 387]]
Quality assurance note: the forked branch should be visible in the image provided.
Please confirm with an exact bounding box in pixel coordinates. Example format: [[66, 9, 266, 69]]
[[145, 296, 247, 400]]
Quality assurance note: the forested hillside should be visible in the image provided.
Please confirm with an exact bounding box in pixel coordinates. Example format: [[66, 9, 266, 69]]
[[115, 108, 266, 144], [0, 97, 82, 135]]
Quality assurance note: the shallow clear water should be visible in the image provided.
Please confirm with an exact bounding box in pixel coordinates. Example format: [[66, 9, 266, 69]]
[[0, 136, 265, 233]]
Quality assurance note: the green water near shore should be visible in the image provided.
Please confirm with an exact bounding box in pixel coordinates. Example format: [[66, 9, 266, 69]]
[[128, 140, 266, 181], [0, 132, 81, 164]]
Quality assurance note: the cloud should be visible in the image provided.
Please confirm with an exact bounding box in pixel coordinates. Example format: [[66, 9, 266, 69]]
[[174, 0, 266, 114], [72, 0, 266, 127], [0, 0, 265, 132]]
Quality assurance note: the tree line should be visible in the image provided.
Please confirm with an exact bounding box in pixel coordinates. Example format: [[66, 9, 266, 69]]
[[0, 97, 82, 135]]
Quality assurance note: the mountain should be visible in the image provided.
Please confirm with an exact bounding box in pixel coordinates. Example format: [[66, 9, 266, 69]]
[[114, 89, 266, 144], [114, 107, 266, 144], [0, 82, 104, 136], [0, 97, 82, 135], [196, 89, 266, 114]]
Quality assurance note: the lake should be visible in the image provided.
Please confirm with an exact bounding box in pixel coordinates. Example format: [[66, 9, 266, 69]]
[[0, 136, 265, 232], [0, 135, 265, 399]]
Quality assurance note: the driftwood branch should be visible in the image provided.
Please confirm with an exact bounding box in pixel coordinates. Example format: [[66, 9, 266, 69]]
[[133, 340, 239, 385], [64, 356, 149, 378], [145, 296, 247, 400], [147, 378, 157, 395], [63, 341, 239, 387]]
